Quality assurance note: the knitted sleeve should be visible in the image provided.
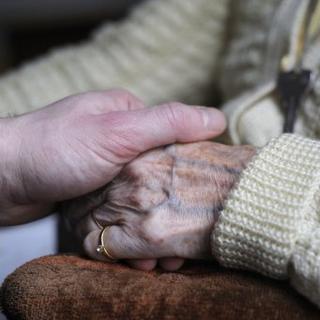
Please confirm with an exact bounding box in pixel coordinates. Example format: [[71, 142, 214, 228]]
[[211, 134, 320, 307], [0, 0, 229, 117]]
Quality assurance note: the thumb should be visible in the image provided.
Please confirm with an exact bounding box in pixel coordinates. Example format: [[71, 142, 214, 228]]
[[105, 102, 226, 161]]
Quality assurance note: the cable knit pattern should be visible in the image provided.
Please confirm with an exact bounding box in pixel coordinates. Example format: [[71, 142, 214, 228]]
[[211, 134, 320, 306], [0, 0, 229, 117], [298, 40, 320, 139], [221, 34, 320, 147], [220, 0, 320, 147], [220, 0, 282, 100], [220, 0, 313, 100]]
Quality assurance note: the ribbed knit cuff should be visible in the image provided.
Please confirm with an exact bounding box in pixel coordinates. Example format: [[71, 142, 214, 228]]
[[211, 134, 320, 279]]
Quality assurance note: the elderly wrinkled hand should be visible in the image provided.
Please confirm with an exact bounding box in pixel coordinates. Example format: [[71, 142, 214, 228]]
[[63, 141, 256, 270]]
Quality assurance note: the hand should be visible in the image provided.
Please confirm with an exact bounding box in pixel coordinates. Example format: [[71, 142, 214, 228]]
[[63, 141, 256, 270], [0, 89, 226, 227]]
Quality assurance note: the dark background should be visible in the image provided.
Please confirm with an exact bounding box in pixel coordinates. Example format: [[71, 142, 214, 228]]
[[0, 0, 146, 73]]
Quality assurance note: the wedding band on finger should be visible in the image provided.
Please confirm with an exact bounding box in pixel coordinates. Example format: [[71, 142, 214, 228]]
[[90, 213, 118, 262], [96, 225, 118, 263]]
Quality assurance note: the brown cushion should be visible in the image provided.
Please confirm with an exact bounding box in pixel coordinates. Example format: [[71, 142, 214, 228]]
[[1, 255, 319, 320]]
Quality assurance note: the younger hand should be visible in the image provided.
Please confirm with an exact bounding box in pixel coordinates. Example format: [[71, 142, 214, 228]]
[[0, 89, 226, 226]]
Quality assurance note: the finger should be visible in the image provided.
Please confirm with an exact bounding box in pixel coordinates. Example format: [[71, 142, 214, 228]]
[[83, 225, 146, 261], [84, 228, 118, 262], [103, 102, 226, 162], [70, 212, 99, 240], [158, 258, 185, 271], [126, 259, 157, 271], [133, 102, 226, 144]]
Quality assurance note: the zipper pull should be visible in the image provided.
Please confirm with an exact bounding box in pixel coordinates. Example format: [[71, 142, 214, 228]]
[[276, 69, 312, 133]]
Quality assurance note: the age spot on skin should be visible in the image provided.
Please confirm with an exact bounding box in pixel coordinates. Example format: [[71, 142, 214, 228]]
[[62, 141, 256, 259]]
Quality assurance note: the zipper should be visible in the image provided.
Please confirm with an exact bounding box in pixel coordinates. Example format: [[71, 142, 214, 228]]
[[276, 0, 320, 132], [257, 0, 320, 133], [242, 0, 309, 108], [225, 1, 320, 143], [262, 0, 304, 82], [261, 0, 320, 80]]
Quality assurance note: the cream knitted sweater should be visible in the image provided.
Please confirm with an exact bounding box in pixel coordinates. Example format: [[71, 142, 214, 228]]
[[212, 134, 320, 307], [1, 0, 320, 308], [221, 0, 320, 146], [212, 1, 320, 308]]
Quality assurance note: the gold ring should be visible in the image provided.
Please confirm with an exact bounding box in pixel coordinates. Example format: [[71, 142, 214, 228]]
[[96, 225, 118, 262]]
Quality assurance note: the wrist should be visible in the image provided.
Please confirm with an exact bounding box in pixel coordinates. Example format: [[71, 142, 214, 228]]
[[0, 117, 19, 199], [0, 117, 53, 225], [0, 117, 25, 224], [206, 144, 257, 258]]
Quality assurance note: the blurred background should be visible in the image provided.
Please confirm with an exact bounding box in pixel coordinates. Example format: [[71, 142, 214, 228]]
[[0, 0, 146, 73], [0, 2, 148, 314]]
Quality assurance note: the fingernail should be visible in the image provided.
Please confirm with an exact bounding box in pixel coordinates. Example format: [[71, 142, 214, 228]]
[[197, 107, 226, 132]]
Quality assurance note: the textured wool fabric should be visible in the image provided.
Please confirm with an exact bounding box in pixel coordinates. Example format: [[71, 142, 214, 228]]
[[212, 134, 320, 307], [220, 0, 315, 99], [1, 255, 320, 320], [221, 83, 283, 147], [0, 0, 229, 117], [220, 0, 282, 99], [298, 39, 320, 139], [221, 0, 320, 147], [221, 40, 320, 147]]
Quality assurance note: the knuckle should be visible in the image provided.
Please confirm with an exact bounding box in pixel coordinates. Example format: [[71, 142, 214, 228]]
[[160, 102, 188, 129], [144, 221, 165, 246], [79, 89, 138, 107], [109, 88, 138, 102], [108, 88, 132, 98], [108, 88, 143, 110]]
